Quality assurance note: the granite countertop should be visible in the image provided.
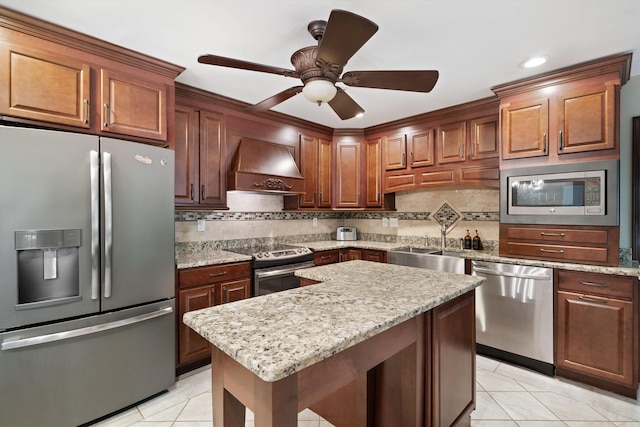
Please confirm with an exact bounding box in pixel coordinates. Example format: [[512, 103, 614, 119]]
[[175, 240, 640, 277], [175, 250, 252, 269], [182, 260, 484, 382]]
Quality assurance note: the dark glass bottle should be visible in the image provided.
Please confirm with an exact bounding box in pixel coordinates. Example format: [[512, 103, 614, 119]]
[[472, 230, 482, 250], [464, 229, 472, 249]]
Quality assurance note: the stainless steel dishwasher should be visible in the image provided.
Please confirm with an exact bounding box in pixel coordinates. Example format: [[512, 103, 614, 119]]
[[471, 260, 554, 375]]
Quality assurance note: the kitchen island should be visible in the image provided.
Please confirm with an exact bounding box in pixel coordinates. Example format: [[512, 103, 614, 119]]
[[183, 260, 484, 427]]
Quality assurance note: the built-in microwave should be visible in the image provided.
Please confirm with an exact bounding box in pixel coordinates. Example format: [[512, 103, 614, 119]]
[[500, 160, 619, 226]]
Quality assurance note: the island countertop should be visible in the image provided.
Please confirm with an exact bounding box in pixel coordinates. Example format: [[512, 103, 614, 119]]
[[182, 260, 484, 382]]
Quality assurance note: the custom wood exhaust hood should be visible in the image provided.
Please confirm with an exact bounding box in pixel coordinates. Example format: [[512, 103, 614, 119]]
[[227, 137, 305, 194]]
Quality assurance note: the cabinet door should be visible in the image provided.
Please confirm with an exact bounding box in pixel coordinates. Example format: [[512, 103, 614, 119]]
[[362, 249, 386, 263], [437, 121, 466, 164], [318, 139, 333, 208], [557, 84, 616, 154], [299, 135, 318, 207], [178, 285, 217, 365], [314, 250, 340, 265], [335, 141, 362, 208], [0, 43, 90, 128], [221, 279, 250, 304], [409, 129, 435, 168], [100, 69, 167, 141], [383, 134, 407, 170], [174, 106, 199, 205], [556, 290, 634, 387], [431, 291, 476, 427], [501, 98, 549, 159], [470, 116, 498, 160], [365, 138, 382, 207], [198, 111, 226, 208]]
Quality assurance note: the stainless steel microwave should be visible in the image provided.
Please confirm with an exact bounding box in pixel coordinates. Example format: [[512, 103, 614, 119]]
[[500, 160, 619, 226]]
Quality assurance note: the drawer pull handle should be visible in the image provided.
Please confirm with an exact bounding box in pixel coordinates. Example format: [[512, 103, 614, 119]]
[[208, 271, 228, 277], [540, 232, 565, 237], [579, 295, 608, 304], [540, 248, 564, 254], [579, 281, 608, 288], [321, 255, 332, 259], [103, 103, 109, 127], [222, 286, 227, 304]]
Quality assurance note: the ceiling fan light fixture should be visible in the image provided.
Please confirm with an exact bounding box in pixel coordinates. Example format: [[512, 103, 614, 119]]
[[302, 79, 337, 105]]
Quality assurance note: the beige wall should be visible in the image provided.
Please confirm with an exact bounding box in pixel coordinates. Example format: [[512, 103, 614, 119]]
[[175, 187, 500, 247]]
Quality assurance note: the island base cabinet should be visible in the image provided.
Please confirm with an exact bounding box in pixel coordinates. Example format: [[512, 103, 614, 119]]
[[206, 289, 476, 427]]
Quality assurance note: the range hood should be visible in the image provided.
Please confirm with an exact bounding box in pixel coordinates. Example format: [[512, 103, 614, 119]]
[[227, 137, 305, 194]]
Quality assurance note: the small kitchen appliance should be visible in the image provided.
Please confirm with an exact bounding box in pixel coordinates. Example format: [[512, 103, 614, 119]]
[[336, 226, 357, 241]]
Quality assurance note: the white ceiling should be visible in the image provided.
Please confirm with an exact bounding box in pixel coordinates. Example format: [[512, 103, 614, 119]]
[[2, 0, 639, 129]]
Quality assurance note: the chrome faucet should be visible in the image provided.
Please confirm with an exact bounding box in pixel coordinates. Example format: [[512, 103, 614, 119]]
[[440, 224, 446, 250]]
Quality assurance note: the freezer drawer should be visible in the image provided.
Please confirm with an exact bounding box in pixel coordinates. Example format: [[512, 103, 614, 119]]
[[0, 300, 175, 427]]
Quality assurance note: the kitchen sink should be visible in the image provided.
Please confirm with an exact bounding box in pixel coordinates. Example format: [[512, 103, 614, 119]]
[[390, 246, 434, 254], [387, 247, 465, 274]]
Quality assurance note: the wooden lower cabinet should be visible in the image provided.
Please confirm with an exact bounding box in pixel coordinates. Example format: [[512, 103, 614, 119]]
[[314, 249, 340, 265], [308, 290, 476, 427], [176, 262, 251, 374], [555, 270, 638, 398], [316, 248, 387, 264]]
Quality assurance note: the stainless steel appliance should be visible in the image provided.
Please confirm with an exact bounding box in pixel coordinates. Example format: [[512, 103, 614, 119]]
[[500, 159, 619, 226], [336, 226, 357, 241], [0, 125, 175, 426], [233, 244, 314, 296], [471, 260, 554, 375]]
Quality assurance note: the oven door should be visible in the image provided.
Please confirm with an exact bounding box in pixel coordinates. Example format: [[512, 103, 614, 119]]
[[254, 260, 315, 296]]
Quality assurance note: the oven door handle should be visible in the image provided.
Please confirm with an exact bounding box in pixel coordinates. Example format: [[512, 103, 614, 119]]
[[254, 263, 314, 279]]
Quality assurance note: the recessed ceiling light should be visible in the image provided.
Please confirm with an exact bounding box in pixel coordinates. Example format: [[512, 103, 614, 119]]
[[521, 56, 548, 68]]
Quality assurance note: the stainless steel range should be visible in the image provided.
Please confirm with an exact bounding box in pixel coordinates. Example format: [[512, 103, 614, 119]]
[[232, 244, 314, 296]]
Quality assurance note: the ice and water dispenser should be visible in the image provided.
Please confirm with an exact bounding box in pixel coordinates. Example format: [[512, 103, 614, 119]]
[[15, 229, 81, 308]]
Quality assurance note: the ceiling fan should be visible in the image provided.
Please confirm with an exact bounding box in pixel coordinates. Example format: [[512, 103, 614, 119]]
[[198, 9, 439, 120]]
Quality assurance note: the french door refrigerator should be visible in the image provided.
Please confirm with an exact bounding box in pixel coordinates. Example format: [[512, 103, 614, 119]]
[[0, 125, 175, 426]]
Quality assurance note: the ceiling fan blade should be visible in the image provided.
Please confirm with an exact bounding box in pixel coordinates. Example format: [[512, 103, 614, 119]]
[[341, 70, 440, 93], [245, 86, 304, 113], [316, 10, 378, 67], [198, 54, 299, 78], [328, 88, 364, 120]]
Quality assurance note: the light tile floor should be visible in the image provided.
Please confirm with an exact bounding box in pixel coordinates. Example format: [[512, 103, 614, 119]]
[[94, 355, 640, 426]]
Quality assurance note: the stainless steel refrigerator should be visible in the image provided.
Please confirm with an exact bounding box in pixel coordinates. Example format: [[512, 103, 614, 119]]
[[0, 125, 175, 426]]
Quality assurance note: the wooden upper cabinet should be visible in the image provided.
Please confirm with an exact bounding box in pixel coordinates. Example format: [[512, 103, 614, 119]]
[[365, 137, 382, 207], [101, 69, 167, 141], [470, 115, 499, 159], [334, 140, 361, 208], [0, 43, 91, 128], [383, 133, 407, 171], [318, 139, 333, 207], [199, 111, 226, 207], [174, 105, 199, 205], [557, 83, 616, 154], [437, 121, 466, 164], [0, 11, 184, 143], [408, 129, 435, 167], [298, 135, 332, 209], [299, 135, 318, 208], [174, 100, 227, 209], [501, 98, 550, 160]]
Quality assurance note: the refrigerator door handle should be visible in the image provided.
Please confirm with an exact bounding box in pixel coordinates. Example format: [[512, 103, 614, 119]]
[[90, 150, 100, 300], [1, 306, 173, 351], [103, 151, 113, 298]]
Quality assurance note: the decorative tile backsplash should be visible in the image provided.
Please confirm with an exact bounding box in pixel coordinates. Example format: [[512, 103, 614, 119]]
[[430, 200, 463, 232]]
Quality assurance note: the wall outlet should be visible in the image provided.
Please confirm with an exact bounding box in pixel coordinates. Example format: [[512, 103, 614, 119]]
[[382, 217, 389, 227], [197, 219, 205, 232], [390, 217, 399, 228], [312, 217, 318, 227]]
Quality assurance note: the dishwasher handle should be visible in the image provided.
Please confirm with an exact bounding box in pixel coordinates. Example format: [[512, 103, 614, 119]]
[[473, 266, 551, 281]]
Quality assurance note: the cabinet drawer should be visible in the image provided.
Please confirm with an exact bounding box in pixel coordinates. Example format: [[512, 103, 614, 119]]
[[178, 262, 251, 289], [503, 242, 609, 264], [314, 250, 340, 265], [505, 226, 609, 244], [558, 270, 633, 300]]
